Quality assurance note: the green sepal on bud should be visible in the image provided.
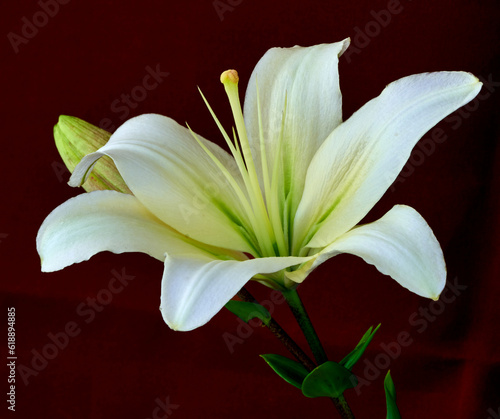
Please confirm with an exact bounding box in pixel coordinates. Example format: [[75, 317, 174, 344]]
[[225, 300, 271, 326], [54, 115, 131, 193]]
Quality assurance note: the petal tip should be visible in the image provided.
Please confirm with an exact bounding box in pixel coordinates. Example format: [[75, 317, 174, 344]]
[[67, 177, 81, 188], [40, 260, 55, 273], [159, 303, 185, 332], [339, 38, 351, 55]]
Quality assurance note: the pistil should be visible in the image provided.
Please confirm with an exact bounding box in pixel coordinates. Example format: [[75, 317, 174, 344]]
[[220, 70, 278, 257]]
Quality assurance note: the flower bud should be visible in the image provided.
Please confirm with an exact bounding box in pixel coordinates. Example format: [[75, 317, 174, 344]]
[[54, 116, 131, 193]]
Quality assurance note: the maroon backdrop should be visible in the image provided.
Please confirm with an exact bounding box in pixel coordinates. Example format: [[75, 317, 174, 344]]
[[1, 0, 499, 417]]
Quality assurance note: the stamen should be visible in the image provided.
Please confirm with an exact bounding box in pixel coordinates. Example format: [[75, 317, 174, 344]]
[[272, 94, 292, 252], [185, 124, 264, 255], [256, 80, 288, 256], [220, 70, 259, 183], [197, 88, 245, 174], [221, 70, 277, 257], [197, 88, 258, 224], [186, 123, 255, 227]]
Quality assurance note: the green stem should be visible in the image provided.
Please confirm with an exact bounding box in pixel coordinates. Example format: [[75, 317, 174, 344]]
[[331, 395, 354, 419], [282, 288, 328, 364], [236, 288, 316, 371], [266, 317, 317, 372], [282, 288, 355, 419], [237, 288, 354, 418]]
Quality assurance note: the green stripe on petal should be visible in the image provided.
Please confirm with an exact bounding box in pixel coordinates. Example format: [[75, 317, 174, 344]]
[[37, 191, 237, 272], [69, 114, 255, 254], [244, 40, 349, 219], [294, 71, 481, 251], [287, 205, 446, 300]]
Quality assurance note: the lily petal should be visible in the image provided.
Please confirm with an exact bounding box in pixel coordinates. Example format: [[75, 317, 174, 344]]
[[287, 205, 446, 300], [161, 254, 311, 331], [37, 190, 226, 272], [69, 114, 255, 253], [244, 40, 349, 207], [294, 72, 482, 250]]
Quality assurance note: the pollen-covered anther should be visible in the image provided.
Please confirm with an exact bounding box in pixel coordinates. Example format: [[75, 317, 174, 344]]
[[220, 69, 239, 85]]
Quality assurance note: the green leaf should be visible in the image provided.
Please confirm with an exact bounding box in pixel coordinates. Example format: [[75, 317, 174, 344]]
[[260, 354, 309, 389], [340, 324, 381, 370], [385, 371, 402, 419], [301, 361, 358, 398], [225, 300, 271, 326]]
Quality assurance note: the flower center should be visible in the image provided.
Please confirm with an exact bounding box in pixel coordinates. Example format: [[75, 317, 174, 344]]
[[190, 70, 289, 258]]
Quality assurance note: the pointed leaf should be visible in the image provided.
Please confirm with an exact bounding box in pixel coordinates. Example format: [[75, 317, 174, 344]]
[[260, 354, 309, 389], [340, 324, 381, 370], [301, 361, 357, 398], [225, 301, 271, 326], [385, 371, 402, 419]]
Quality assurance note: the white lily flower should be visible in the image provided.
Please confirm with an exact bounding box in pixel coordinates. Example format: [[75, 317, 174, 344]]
[[37, 39, 482, 331]]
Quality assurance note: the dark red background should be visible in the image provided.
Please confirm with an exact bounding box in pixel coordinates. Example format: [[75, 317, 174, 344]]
[[1, 0, 499, 417]]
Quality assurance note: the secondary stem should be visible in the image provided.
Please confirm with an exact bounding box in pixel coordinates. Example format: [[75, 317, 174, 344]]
[[236, 288, 316, 371], [281, 288, 328, 364], [282, 288, 355, 419], [237, 287, 354, 418], [331, 396, 354, 419]]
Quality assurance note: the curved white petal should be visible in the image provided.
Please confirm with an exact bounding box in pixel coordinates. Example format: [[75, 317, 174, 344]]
[[294, 72, 482, 250], [37, 190, 226, 272], [69, 114, 255, 253], [243, 40, 350, 208], [287, 205, 446, 300], [161, 254, 311, 331]]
